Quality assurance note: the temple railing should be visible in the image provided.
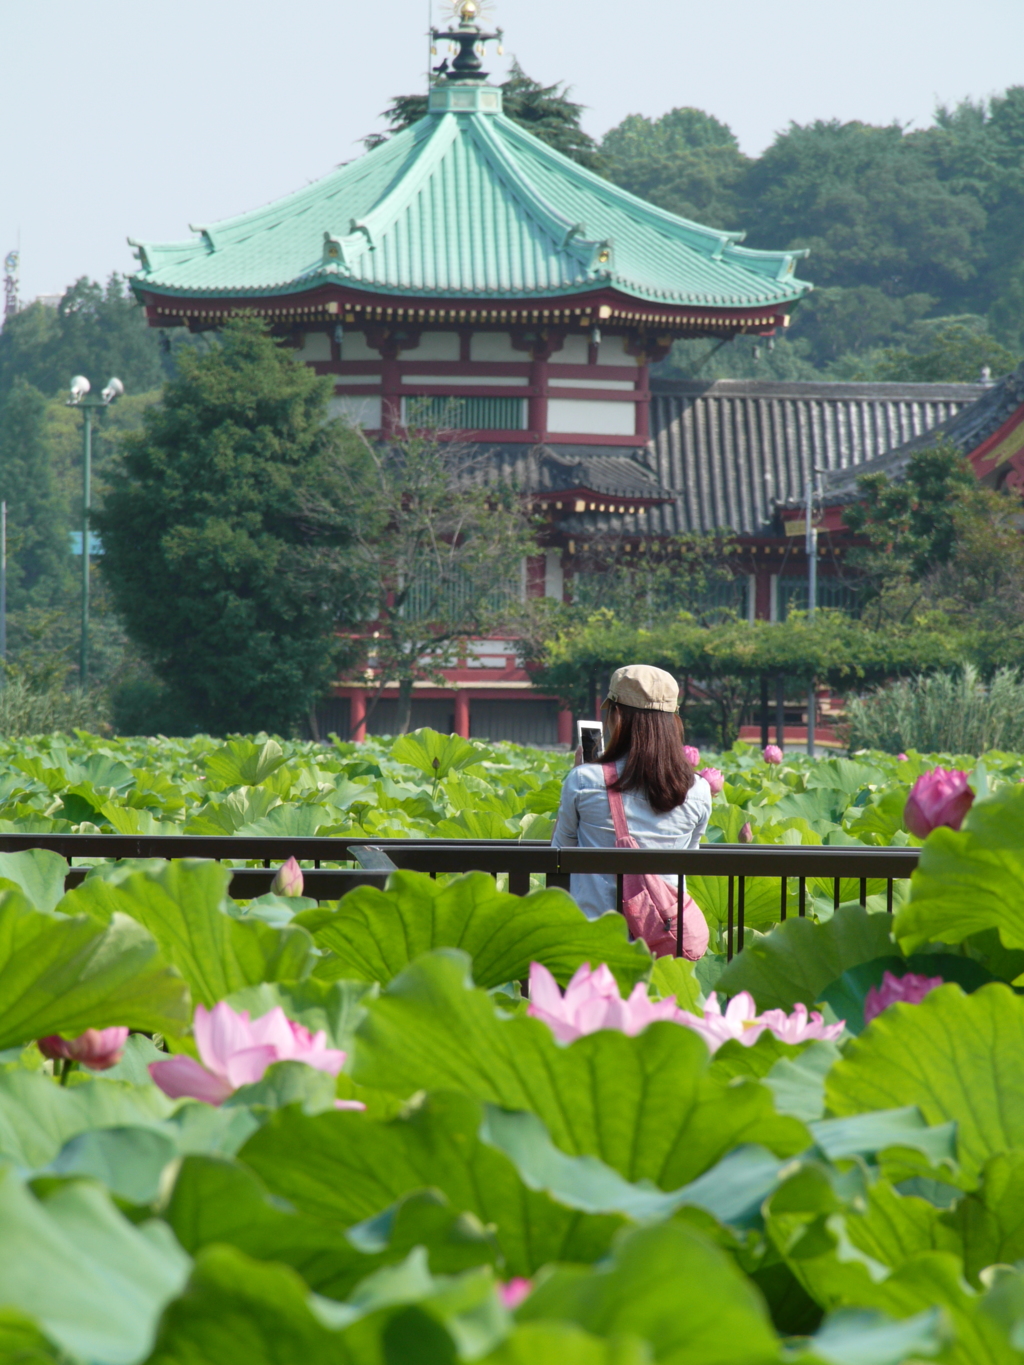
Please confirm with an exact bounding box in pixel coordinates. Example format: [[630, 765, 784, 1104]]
[[2, 834, 918, 960]]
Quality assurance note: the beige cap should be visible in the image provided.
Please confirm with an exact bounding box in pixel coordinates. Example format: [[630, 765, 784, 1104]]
[[604, 664, 679, 713]]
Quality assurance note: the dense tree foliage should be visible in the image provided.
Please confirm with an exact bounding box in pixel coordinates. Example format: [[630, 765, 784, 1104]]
[[0, 276, 166, 402], [844, 442, 1024, 668], [599, 91, 1024, 381], [95, 320, 369, 735], [601, 108, 749, 228]]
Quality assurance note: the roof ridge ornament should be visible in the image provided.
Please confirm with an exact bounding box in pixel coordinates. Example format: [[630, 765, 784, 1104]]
[[431, 0, 503, 84]]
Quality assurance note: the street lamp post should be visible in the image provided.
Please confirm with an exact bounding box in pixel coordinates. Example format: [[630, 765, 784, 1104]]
[[67, 375, 124, 686], [805, 474, 818, 756]]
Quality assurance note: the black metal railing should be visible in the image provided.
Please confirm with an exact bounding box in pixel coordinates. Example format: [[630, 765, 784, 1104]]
[[2, 833, 918, 960]]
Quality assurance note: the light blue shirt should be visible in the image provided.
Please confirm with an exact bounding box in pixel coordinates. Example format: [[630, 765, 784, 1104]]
[[552, 760, 712, 919]]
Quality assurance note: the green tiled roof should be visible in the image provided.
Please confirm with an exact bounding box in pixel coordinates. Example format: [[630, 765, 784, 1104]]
[[131, 88, 811, 310]]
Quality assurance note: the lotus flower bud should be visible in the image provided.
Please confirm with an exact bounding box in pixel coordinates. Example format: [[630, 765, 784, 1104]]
[[896, 753, 908, 762], [864, 970, 943, 1024], [682, 745, 701, 767], [763, 744, 783, 765], [500, 1278, 533, 1309], [271, 856, 304, 897], [698, 766, 724, 795], [739, 821, 754, 843], [38, 1027, 129, 1071], [903, 769, 974, 839]]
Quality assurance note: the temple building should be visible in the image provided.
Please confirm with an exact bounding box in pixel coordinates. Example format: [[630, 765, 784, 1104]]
[[129, 3, 985, 744]]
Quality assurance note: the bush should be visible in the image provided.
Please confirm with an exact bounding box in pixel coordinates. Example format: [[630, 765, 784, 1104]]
[[846, 663, 1024, 754], [0, 675, 109, 737], [110, 673, 200, 737]]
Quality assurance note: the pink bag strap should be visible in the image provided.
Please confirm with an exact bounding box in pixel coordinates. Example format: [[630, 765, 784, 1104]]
[[602, 763, 631, 843]]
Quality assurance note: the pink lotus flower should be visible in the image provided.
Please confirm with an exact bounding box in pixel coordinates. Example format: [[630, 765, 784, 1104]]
[[739, 821, 754, 843], [676, 992, 767, 1053], [500, 1278, 532, 1310], [698, 766, 724, 795], [864, 970, 944, 1025], [763, 744, 783, 765], [528, 968, 847, 1056], [38, 1027, 129, 1072], [682, 745, 701, 767], [149, 1002, 362, 1107], [678, 992, 844, 1054], [527, 962, 684, 1043], [896, 753, 909, 762], [903, 768, 974, 839], [757, 1002, 844, 1045], [271, 856, 304, 897]]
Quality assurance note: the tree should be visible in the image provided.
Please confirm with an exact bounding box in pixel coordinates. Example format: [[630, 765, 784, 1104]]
[[600, 108, 748, 227], [843, 441, 978, 584], [365, 61, 604, 172], [857, 319, 1019, 383], [843, 439, 1024, 665], [0, 378, 78, 686], [529, 606, 965, 748], [742, 121, 986, 299], [0, 276, 166, 402], [342, 417, 540, 734], [0, 379, 71, 611], [95, 319, 369, 735]]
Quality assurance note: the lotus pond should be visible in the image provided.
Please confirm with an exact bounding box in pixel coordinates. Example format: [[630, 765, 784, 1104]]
[[1, 734, 1024, 1361]]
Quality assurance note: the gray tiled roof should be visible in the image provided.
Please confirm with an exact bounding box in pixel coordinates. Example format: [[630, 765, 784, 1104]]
[[477, 443, 674, 502], [468, 378, 986, 537], [819, 364, 1024, 503], [647, 378, 984, 535]]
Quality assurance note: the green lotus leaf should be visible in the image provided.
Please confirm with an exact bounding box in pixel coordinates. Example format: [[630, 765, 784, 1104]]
[[241, 1092, 626, 1278], [312, 870, 652, 992], [203, 738, 288, 789], [715, 905, 896, 1011], [59, 861, 315, 1007], [895, 784, 1024, 953], [517, 1222, 779, 1365], [943, 1149, 1024, 1288], [224, 979, 377, 1051], [166, 1157, 497, 1299], [802, 1308, 944, 1365], [0, 849, 69, 912], [349, 950, 809, 1188], [391, 728, 481, 781], [0, 1165, 190, 1365], [481, 1322, 650, 1365], [825, 982, 1024, 1179], [686, 874, 784, 934], [0, 1070, 174, 1168], [0, 890, 190, 1049], [819, 953, 998, 1035]]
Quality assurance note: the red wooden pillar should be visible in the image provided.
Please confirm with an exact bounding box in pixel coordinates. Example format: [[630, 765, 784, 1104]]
[[350, 691, 367, 744], [557, 708, 574, 746], [454, 690, 470, 738], [635, 361, 650, 441], [529, 356, 547, 439]]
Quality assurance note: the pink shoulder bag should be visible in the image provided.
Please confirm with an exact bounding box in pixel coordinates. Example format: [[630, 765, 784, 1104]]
[[602, 763, 709, 960]]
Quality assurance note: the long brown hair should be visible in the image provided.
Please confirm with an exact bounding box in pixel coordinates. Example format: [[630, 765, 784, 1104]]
[[598, 704, 695, 814]]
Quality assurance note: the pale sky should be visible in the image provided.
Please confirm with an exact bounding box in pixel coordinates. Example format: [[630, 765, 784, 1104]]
[[4, 0, 1024, 302]]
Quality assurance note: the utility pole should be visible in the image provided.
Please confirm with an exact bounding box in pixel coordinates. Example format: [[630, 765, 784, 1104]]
[[67, 375, 124, 687], [2, 251, 18, 325], [805, 475, 818, 756]]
